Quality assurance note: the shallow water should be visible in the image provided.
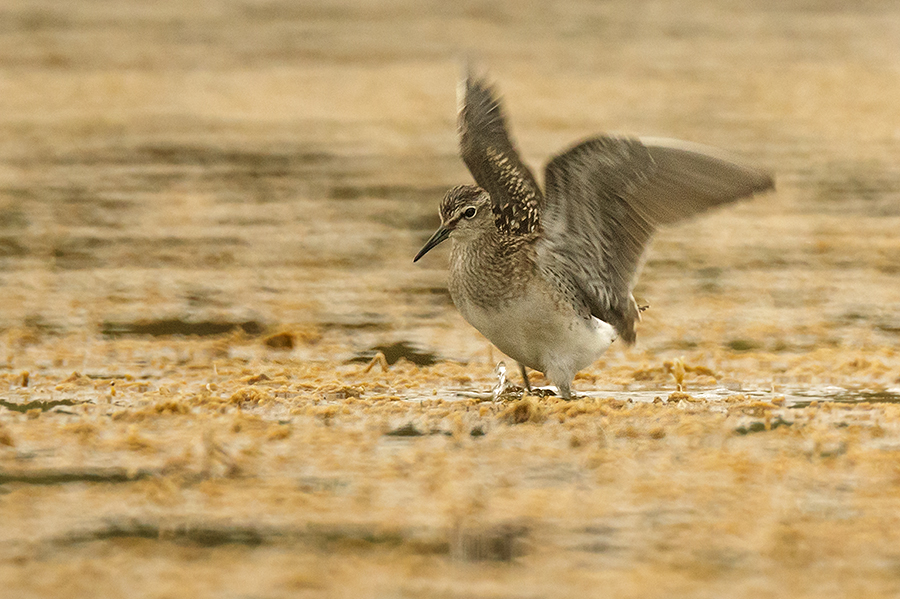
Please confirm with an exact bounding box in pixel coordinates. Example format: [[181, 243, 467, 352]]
[[2, 1, 900, 598]]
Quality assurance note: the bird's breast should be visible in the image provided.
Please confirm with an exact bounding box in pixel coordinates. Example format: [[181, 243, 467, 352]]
[[447, 239, 615, 373]]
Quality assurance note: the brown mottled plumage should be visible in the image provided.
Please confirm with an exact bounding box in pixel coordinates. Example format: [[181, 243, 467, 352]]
[[415, 68, 774, 398]]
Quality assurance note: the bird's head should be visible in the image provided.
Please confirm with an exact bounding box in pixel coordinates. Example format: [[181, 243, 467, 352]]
[[413, 185, 491, 262]]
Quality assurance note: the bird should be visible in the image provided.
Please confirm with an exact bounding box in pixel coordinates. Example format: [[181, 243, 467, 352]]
[[413, 69, 774, 399]]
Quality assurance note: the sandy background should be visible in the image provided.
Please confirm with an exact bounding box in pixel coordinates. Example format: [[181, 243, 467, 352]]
[[2, 0, 900, 597]]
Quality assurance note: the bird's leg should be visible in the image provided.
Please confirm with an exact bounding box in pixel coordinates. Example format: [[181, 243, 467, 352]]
[[518, 363, 532, 394], [545, 365, 575, 400]]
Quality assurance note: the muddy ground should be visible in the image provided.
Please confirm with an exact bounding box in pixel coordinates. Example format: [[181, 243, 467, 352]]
[[2, 1, 900, 597]]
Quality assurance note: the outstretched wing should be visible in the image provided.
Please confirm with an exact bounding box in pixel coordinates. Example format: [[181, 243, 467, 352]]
[[537, 136, 774, 343], [459, 69, 543, 236]]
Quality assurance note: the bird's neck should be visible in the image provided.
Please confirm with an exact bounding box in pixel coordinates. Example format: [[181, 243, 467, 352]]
[[448, 230, 536, 307]]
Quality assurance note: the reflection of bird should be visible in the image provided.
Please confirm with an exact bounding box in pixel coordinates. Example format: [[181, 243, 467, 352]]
[[414, 69, 774, 399]]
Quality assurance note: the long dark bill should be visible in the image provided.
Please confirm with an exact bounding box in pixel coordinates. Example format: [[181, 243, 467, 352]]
[[413, 226, 451, 262]]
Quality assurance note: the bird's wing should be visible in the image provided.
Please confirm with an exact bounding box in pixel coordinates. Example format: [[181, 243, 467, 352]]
[[537, 136, 774, 343], [459, 69, 543, 236]]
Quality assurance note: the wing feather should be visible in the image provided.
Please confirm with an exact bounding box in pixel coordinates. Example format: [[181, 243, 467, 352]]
[[537, 136, 774, 343], [459, 69, 543, 236]]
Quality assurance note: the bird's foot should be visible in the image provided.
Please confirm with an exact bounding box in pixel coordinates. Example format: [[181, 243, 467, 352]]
[[456, 363, 560, 401], [556, 382, 574, 401], [455, 362, 523, 401], [491, 361, 527, 401]]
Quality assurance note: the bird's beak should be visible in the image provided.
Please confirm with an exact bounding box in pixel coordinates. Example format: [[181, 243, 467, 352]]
[[413, 226, 451, 262]]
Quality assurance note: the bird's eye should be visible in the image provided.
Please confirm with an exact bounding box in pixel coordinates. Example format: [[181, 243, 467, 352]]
[[463, 206, 477, 219]]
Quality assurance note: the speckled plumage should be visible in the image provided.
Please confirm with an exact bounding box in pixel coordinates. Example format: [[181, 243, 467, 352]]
[[415, 69, 774, 398]]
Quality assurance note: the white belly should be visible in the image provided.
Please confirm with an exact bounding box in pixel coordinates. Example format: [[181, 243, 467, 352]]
[[454, 283, 617, 379]]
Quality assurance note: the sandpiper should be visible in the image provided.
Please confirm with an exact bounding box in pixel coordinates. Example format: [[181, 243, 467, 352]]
[[414, 70, 773, 399]]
